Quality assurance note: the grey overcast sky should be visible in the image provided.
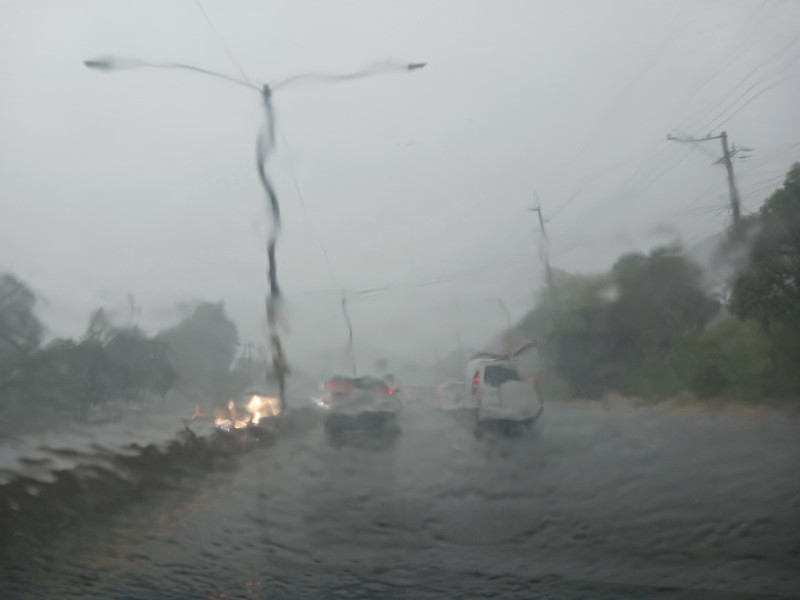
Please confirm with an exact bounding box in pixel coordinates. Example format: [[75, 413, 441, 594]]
[[1, 0, 799, 373]]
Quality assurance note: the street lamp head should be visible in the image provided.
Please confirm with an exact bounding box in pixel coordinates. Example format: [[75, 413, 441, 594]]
[[84, 57, 113, 71], [84, 56, 144, 71], [407, 62, 427, 71]]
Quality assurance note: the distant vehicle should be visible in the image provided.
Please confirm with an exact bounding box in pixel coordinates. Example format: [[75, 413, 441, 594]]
[[317, 376, 403, 445], [436, 381, 465, 410], [465, 357, 543, 436]]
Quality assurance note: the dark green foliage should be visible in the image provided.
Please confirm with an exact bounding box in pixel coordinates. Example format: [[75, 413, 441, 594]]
[[156, 302, 241, 401], [0, 274, 43, 361], [726, 163, 800, 397], [0, 281, 248, 430], [0, 305, 180, 426], [513, 163, 800, 402], [730, 163, 800, 328], [524, 248, 720, 398], [510, 163, 800, 403], [690, 364, 728, 398], [105, 328, 177, 399]]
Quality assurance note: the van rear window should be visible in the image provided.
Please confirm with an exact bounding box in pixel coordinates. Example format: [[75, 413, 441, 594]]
[[483, 365, 521, 387]]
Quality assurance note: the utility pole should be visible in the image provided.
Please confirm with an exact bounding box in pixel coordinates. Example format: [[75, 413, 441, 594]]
[[719, 132, 741, 226], [667, 131, 742, 227], [528, 200, 554, 290], [341, 293, 357, 376]]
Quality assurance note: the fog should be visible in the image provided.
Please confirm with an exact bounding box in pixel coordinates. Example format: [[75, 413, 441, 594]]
[[1, 0, 798, 372], [3, 4, 800, 597]]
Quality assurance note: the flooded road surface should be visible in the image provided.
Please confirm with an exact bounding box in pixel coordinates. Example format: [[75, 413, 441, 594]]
[[0, 410, 216, 485], [2, 400, 799, 599]]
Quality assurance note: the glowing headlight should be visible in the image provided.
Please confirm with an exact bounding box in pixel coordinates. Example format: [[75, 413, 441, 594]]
[[247, 394, 281, 423], [214, 417, 232, 431], [311, 395, 330, 409]]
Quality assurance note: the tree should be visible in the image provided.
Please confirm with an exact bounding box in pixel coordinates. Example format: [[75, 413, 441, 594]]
[[13, 337, 118, 420], [0, 274, 43, 361], [157, 302, 239, 398], [85, 308, 113, 342], [522, 248, 719, 398], [730, 163, 800, 373], [608, 246, 720, 356], [531, 272, 616, 397], [0, 293, 181, 427], [104, 327, 176, 401], [730, 163, 800, 326]]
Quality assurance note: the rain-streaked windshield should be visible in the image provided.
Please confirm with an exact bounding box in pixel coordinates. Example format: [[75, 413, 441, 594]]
[[1, 1, 799, 598]]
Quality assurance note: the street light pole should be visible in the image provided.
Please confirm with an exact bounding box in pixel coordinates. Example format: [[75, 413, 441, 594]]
[[85, 54, 425, 407]]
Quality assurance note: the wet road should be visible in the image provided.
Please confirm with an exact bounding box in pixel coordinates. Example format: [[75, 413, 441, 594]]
[[2, 400, 799, 599]]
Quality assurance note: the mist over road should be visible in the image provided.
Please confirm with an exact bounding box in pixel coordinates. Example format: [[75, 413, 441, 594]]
[[2, 399, 798, 599]]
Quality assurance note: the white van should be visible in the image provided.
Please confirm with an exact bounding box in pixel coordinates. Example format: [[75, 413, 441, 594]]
[[465, 356, 543, 433]]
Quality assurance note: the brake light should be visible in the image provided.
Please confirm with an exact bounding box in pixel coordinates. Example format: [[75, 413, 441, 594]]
[[388, 389, 394, 395], [473, 374, 480, 384]]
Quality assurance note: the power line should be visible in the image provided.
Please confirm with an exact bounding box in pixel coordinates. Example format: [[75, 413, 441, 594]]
[[194, 0, 253, 88], [742, 178, 785, 201], [629, 145, 696, 199], [291, 257, 536, 301], [277, 127, 341, 290], [682, 0, 770, 101], [696, 37, 800, 134], [579, 140, 690, 219], [741, 173, 787, 191], [712, 70, 799, 132], [542, 0, 693, 185]]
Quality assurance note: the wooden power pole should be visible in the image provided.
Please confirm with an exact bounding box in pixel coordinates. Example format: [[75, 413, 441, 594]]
[[667, 130, 742, 228], [528, 201, 554, 290]]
